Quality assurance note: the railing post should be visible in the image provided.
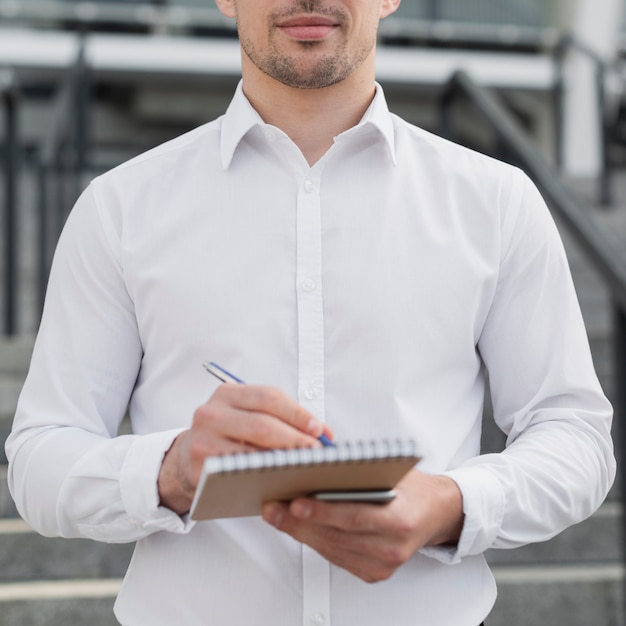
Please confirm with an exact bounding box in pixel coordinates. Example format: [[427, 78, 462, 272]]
[[1, 69, 19, 336], [596, 60, 613, 208], [552, 38, 567, 173], [73, 36, 90, 204], [35, 35, 92, 322], [616, 305, 626, 482], [36, 158, 49, 316], [438, 77, 458, 142], [615, 303, 626, 614]]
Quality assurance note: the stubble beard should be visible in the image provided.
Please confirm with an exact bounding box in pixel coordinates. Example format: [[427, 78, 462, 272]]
[[237, 1, 376, 89]]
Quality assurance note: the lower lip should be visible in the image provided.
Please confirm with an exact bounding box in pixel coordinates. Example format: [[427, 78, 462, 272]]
[[279, 25, 337, 41]]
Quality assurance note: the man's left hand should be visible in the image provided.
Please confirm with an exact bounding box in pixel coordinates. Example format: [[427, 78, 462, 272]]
[[262, 470, 464, 583]]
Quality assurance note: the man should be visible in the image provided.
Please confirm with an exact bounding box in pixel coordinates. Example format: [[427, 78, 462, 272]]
[[6, 1, 615, 625]]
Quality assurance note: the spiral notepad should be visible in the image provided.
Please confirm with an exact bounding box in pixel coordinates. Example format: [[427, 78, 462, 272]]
[[190, 439, 421, 520]]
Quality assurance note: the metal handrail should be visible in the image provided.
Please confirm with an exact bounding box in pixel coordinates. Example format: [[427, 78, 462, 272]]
[[440, 70, 626, 310], [36, 37, 91, 312], [1, 68, 18, 336], [439, 68, 626, 613]]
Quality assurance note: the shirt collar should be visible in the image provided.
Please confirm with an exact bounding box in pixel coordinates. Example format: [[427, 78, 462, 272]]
[[345, 82, 397, 166], [220, 80, 396, 169], [220, 81, 265, 170]]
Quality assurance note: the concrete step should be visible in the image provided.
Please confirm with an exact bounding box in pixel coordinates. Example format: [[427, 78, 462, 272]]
[[0, 466, 18, 518], [0, 564, 621, 626], [0, 335, 33, 425], [0, 565, 619, 626], [0, 579, 121, 626], [0, 518, 133, 583], [489, 563, 624, 626], [0, 335, 34, 377], [0, 415, 11, 465]]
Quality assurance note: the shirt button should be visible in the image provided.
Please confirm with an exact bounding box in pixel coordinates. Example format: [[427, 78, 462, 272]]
[[310, 614, 326, 626], [304, 387, 318, 400], [304, 180, 316, 193], [301, 279, 316, 292]]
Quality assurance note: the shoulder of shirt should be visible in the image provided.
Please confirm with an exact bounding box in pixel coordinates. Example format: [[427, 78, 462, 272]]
[[91, 115, 224, 183], [388, 111, 524, 178]]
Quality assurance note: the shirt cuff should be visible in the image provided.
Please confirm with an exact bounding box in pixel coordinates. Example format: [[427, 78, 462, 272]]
[[420, 465, 505, 565], [119, 428, 196, 535]]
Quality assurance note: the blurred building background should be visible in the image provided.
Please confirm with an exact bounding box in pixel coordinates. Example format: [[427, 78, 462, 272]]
[[1, 1, 626, 624]]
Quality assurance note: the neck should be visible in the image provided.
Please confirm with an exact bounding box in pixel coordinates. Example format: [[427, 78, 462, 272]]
[[241, 55, 377, 166]]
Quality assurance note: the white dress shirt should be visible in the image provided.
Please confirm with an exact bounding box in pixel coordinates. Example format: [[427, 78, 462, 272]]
[[6, 83, 615, 626]]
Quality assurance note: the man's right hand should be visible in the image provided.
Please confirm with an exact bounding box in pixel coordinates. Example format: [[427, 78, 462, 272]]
[[157, 383, 332, 515]]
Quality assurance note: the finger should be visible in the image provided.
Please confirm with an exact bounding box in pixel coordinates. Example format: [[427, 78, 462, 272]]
[[262, 502, 404, 583], [224, 384, 328, 439], [263, 501, 389, 558], [288, 497, 394, 534], [193, 395, 323, 450], [223, 409, 323, 449], [205, 385, 332, 445]]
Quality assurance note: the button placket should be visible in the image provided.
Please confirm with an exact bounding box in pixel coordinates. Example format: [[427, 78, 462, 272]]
[[295, 173, 330, 626], [295, 174, 325, 419]]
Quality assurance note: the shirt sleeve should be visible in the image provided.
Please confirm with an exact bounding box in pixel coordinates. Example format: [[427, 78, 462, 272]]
[[428, 169, 616, 564], [5, 183, 194, 542]]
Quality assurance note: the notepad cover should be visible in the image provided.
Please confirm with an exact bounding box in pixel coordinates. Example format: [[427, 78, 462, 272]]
[[190, 441, 421, 520]]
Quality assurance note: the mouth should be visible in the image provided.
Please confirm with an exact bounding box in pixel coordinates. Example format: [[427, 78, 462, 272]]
[[276, 15, 340, 41]]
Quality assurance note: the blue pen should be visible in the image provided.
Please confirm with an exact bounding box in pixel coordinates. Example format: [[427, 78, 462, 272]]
[[202, 361, 334, 447]]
